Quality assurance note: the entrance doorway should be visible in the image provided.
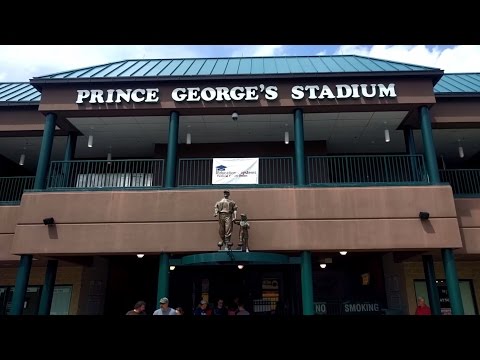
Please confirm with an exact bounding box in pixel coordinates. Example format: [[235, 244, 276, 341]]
[[103, 255, 159, 315], [169, 264, 299, 315]]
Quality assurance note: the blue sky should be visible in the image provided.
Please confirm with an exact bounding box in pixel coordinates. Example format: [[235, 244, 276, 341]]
[[0, 45, 478, 82]]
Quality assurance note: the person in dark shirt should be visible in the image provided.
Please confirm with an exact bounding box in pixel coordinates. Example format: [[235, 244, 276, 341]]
[[212, 299, 228, 316], [126, 301, 146, 315], [193, 300, 209, 315]]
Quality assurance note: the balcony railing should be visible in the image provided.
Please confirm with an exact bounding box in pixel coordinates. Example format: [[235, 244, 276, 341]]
[[1, 155, 436, 196], [177, 157, 294, 187], [46, 159, 165, 190], [307, 155, 428, 186], [0, 176, 35, 204], [440, 169, 480, 196]]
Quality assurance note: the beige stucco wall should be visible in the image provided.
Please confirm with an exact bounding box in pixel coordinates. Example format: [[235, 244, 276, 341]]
[[11, 186, 461, 255]]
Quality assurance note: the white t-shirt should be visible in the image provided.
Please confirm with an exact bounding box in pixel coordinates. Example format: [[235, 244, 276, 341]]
[[153, 307, 177, 315]]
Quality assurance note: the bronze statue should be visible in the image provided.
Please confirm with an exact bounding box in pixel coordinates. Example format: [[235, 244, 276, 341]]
[[234, 214, 250, 252], [214, 190, 238, 250]]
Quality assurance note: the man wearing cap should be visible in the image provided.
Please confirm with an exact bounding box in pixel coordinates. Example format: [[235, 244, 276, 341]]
[[214, 190, 238, 249], [193, 300, 209, 316], [153, 297, 177, 315]]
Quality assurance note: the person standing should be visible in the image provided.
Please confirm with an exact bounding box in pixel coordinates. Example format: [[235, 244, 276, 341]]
[[415, 296, 432, 315], [214, 190, 238, 249], [236, 301, 250, 315], [193, 300, 209, 315], [212, 299, 228, 316], [153, 297, 177, 315], [126, 301, 146, 315]]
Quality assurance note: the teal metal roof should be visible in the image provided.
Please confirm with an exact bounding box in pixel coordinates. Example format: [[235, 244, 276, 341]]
[[434, 73, 480, 95], [0, 83, 41, 104], [32, 55, 440, 81]]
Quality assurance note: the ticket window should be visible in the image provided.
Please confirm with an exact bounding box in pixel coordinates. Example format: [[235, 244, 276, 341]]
[[414, 279, 478, 315]]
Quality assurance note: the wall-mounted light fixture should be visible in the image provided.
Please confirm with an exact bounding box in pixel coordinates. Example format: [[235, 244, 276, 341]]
[[419, 211, 430, 220], [43, 217, 55, 226]]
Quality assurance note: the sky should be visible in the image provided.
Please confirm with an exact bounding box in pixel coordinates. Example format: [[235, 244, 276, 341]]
[[0, 45, 479, 82]]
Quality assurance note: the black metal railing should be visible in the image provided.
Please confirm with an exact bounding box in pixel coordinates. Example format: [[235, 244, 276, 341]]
[[307, 154, 427, 186], [440, 169, 480, 195], [0, 176, 35, 204], [177, 157, 294, 186]]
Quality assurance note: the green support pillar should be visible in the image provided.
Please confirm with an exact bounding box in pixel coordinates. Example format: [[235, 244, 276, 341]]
[[403, 126, 416, 155], [441, 248, 464, 315], [157, 253, 170, 304], [300, 251, 314, 315], [34, 113, 57, 190], [10, 255, 33, 315], [164, 111, 179, 188], [38, 260, 58, 315], [421, 255, 441, 315], [404, 126, 420, 181], [419, 106, 440, 185], [64, 132, 77, 161], [62, 132, 77, 187], [294, 109, 306, 186]]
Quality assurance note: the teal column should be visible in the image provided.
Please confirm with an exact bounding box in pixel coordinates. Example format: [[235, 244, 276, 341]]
[[419, 106, 440, 185], [38, 260, 58, 315], [62, 133, 77, 187], [300, 251, 314, 315], [403, 126, 416, 155], [34, 113, 57, 190], [10, 255, 33, 315], [164, 111, 179, 188], [404, 126, 419, 182], [157, 253, 170, 304], [422, 255, 441, 315], [294, 109, 306, 186], [441, 248, 464, 315], [64, 132, 77, 161]]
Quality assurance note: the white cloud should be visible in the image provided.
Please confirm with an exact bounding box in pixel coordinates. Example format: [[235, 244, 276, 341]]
[[0, 45, 209, 82], [334, 45, 480, 73], [0, 45, 287, 82], [230, 45, 285, 57]]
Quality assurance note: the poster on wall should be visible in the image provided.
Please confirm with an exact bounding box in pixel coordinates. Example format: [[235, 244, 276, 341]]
[[438, 285, 452, 315], [212, 158, 259, 185]]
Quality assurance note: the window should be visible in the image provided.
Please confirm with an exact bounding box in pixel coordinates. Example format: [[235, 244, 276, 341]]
[[76, 173, 153, 188], [0, 285, 73, 315], [414, 279, 478, 315], [50, 286, 73, 315]]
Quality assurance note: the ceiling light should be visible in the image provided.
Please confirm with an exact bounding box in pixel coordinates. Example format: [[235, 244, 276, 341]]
[[384, 129, 390, 143]]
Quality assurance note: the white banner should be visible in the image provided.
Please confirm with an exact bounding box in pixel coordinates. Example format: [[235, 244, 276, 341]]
[[212, 158, 259, 185]]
